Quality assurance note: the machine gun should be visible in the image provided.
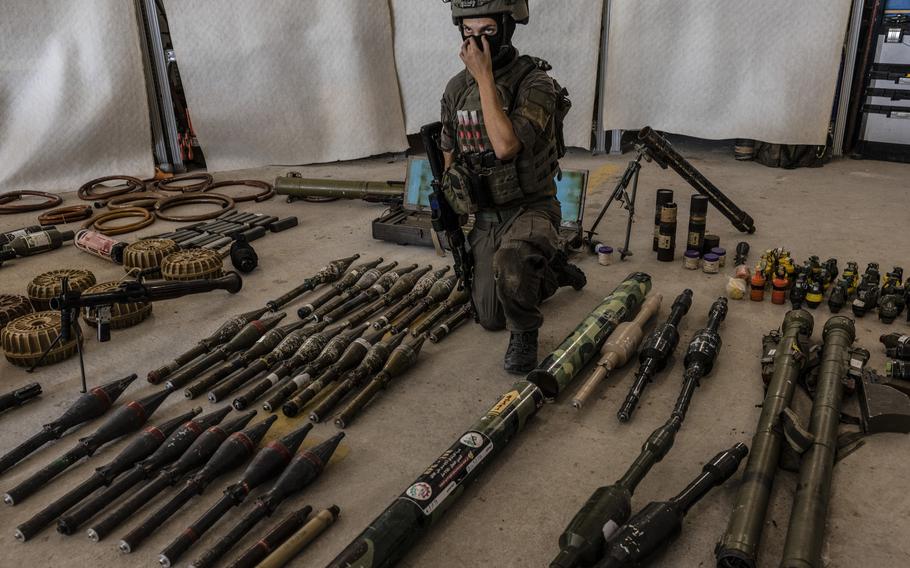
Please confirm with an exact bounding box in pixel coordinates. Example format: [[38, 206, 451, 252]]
[[29, 271, 243, 393]]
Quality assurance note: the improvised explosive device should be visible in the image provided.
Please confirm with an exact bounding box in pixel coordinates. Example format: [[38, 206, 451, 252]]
[[326, 273, 651, 568]]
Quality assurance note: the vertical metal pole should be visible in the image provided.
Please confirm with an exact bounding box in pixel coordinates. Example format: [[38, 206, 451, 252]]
[[594, 0, 611, 154], [833, 0, 866, 156]]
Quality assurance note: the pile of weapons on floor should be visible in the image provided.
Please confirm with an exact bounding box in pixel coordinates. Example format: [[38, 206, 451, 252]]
[[148, 254, 472, 427], [0, 376, 344, 567]]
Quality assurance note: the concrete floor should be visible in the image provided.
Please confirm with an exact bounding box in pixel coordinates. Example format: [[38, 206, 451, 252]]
[[0, 144, 908, 568]]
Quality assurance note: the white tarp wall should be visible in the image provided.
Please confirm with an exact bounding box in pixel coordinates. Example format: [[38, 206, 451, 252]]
[[392, 0, 604, 150], [161, 0, 409, 172], [0, 1, 154, 193], [602, 0, 853, 145]]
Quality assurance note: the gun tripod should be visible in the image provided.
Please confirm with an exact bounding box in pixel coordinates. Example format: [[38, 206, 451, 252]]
[[583, 146, 649, 260]]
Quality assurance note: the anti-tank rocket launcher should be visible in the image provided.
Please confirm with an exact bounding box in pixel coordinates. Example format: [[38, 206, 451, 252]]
[[617, 289, 693, 422], [296, 331, 407, 421], [331, 265, 433, 327], [14, 407, 201, 541], [335, 333, 428, 428], [593, 443, 749, 568], [372, 267, 450, 329], [3, 387, 172, 506], [265, 254, 360, 312], [165, 311, 288, 390], [715, 310, 814, 568], [411, 285, 471, 337], [184, 319, 311, 399], [390, 275, 458, 334], [572, 294, 662, 410], [0, 374, 137, 475], [188, 433, 345, 568], [55, 406, 233, 536], [86, 410, 257, 542], [156, 423, 313, 567], [118, 415, 278, 553], [296, 258, 386, 319], [148, 308, 270, 384], [258, 324, 372, 413], [551, 297, 727, 568], [322, 264, 419, 323], [206, 323, 329, 404]]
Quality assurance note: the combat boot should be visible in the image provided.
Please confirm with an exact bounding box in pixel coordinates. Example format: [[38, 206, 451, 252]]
[[504, 330, 538, 374], [551, 251, 587, 291]]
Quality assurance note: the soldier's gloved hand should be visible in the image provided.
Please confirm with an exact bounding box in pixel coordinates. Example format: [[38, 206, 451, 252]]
[[460, 36, 493, 82]]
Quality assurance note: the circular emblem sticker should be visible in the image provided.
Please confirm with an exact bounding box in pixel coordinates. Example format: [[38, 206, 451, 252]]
[[406, 482, 433, 501], [460, 432, 484, 449]]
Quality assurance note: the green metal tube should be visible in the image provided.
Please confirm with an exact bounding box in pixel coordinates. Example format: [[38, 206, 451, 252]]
[[325, 273, 651, 568], [779, 316, 854, 568], [274, 177, 404, 200], [715, 310, 814, 568], [528, 272, 653, 398]]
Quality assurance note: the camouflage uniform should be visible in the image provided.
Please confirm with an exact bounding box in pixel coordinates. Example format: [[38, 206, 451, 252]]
[[440, 50, 562, 332]]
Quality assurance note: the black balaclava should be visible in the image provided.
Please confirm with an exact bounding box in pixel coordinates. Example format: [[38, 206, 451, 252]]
[[460, 13, 517, 69]]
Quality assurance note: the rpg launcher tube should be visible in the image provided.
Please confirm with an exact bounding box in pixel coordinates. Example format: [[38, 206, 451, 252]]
[[638, 126, 755, 234], [190, 433, 344, 568], [780, 317, 855, 568], [56, 406, 232, 536], [184, 320, 310, 399], [322, 264, 419, 323], [617, 289, 693, 421], [15, 408, 200, 541], [429, 303, 473, 343], [716, 310, 814, 568], [165, 311, 287, 390], [260, 324, 374, 413], [673, 297, 728, 423], [118, 415, 277, 554], [372, 267, 449, 329], [412, 285, 470, 336], [148, 307, 270, 384], [594, 443, 749, 568], [87, 410, 257, 542], [0, 382, 42, 414], [3, 387, 171, 506], [297, 258, 385, 319], [261, 505, 340, 568], [275, 175, 405, 200], [573, 294, 663, 410], [206, 324, 324, 404], [266, 254, 360, 312], [390, 275, 458, 334], [0, 374, 136, 474], [328, 382, 543, 568], [223, 505, 313, 568], [327, 274, 652, 568], [527, 272, 653, 399], [302, 332, 407, 422], [335, 334, 427, 428], [157, 423, 313, 567], [265, 324, 385, 413]]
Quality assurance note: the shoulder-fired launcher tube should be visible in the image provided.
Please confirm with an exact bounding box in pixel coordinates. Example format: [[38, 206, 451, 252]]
[[0, 374, 137, 474]]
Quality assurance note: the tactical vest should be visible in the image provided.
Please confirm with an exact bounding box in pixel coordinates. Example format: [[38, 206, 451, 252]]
[[444, 55, 561, 215]]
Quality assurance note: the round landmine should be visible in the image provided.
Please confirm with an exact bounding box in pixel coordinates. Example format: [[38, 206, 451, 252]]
[[1, 311, 79, 367], [27, 269, 97, 311], [123, 239, 179, 278], [161, 248, 223, 281], [81, 282, 152, 330], [0, 295, 34, 330]]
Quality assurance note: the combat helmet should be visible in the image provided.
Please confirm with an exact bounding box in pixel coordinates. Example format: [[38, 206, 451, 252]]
[[445, 0, 530, 25]]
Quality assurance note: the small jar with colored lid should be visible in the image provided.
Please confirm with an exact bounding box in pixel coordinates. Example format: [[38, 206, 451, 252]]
[[684, 250, 701, 270], [710, 247, 727, 267], [596, 245, 614, 266], [703, 253, 720, 274]]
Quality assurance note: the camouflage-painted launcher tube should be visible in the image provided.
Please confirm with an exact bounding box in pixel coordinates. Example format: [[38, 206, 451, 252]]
[[325, 273, 652, 568], [528, 272, 653, 398]]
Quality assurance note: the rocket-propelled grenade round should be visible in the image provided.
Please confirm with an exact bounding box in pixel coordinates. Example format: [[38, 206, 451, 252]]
[[296, 258, 386, 319], [222, 505, 313, 568], [266, 254, 360, 312]]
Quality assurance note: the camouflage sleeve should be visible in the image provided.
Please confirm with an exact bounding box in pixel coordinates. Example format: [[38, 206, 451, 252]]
[[510, 69, 556, 152], [440, 92, 455, 153]]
